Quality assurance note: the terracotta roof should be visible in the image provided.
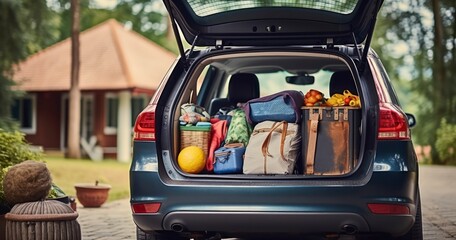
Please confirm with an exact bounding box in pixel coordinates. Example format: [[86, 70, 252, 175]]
[[13, 19, 176, 91]]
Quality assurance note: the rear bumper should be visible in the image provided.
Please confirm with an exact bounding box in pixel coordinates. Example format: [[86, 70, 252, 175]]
[[130, 170, 418, 237], [134, 211, 413, 236], [161, 212, 370, 233]]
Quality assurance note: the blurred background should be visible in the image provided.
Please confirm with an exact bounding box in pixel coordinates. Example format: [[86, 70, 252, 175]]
[[0, 0, 454, 167]]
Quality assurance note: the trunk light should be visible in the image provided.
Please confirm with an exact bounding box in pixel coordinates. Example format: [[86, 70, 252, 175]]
[[368, 203, 410, 215], [131, 203, 161, 213], [378, 103, 410, 140]]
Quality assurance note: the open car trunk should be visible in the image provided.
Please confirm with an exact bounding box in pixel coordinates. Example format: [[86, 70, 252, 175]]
[[170, 49, 365, 179], [164, 0, 383, 73]]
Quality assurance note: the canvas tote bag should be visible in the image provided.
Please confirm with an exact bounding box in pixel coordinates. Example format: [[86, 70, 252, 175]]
[[243, 121, 301, 174]]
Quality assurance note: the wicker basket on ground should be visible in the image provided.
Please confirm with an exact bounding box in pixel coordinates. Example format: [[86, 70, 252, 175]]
[[5, 200, 81, 240]]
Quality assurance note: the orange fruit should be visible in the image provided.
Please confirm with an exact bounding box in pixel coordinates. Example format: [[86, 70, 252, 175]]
[[178, 146, 206, 174], [307, 96, 318, 104]]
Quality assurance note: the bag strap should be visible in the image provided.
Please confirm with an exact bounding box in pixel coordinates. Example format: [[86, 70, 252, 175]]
[[305, 112, 320, 174], [261, 121, 288, 162], [279, 122, 288, 161]]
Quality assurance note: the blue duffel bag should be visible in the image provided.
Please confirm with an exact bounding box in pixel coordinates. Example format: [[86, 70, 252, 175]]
[[243, 90, 304, 124]]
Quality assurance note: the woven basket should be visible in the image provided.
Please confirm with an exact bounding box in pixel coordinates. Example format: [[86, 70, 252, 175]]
[[180, 125, 211, 158], [5, 200, 81, 240]]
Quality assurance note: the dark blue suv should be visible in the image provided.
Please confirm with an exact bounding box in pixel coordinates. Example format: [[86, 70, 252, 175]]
[[130, 1, 421, 239]]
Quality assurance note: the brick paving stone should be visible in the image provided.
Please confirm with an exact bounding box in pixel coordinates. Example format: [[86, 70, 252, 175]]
[[420, 165, 456, 240], [76, 198, 135, 239]]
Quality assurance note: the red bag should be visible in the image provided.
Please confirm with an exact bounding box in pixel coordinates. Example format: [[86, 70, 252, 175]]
[[206, 120, 228, 172]]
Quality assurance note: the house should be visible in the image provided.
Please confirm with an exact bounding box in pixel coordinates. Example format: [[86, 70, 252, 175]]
[[11, 19, 176, 162]]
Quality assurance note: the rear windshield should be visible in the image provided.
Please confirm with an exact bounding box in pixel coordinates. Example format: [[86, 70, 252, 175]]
[[187, 0, 359, 17], [218, 70, 332, 98]]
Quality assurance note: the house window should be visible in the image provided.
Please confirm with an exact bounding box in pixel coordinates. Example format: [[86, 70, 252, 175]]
[[11, 95, 36, 134], [104, 94, 118, 134], [131, 95, 148, 127]]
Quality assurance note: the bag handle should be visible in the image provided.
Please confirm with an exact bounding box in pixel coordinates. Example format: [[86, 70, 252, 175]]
[[224, 143, 244, 148], [214, 151, 230, 163], [261, 121, 288, 162], [213, 143, 244, 164]]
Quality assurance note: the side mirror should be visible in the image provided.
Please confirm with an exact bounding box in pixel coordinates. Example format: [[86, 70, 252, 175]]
[[406, 113, 416, 128]]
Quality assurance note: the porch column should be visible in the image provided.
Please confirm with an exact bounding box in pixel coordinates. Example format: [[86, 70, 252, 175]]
[[117, 90, 131, 162]]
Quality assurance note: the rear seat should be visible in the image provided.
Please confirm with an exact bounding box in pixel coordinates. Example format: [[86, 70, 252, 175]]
[[329, 70, 358, 96], [208, 73, 260, 116]]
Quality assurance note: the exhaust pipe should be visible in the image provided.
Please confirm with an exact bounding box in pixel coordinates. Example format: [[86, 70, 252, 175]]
[[341, 224, 358, 235], [170, 223, 185, 232]]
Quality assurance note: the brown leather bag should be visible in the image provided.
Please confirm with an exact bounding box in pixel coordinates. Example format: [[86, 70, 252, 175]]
[[302, 107, 361, 175]]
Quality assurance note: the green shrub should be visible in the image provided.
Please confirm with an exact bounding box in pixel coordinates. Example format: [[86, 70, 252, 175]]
[[435, 119, 456, 165], [0, 129, 42, 204]]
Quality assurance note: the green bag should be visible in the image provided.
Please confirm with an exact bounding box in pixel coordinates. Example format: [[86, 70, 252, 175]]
[[225, 109, 252, 146]]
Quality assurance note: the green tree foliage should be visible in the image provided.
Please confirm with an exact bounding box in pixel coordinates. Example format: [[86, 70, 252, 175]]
[[0, 129, 43, 204], [48, 0, 175, 52], [435, 118, 456, 164], [0, 0, 52, 131], [0, 77, 19, 131]]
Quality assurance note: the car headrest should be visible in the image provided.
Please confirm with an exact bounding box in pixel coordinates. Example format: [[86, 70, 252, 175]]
[[228, 73, 260, 104], [329, 70, 358, 96]]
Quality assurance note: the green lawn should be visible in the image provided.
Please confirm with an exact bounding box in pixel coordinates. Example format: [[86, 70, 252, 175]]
[[44, 156, 130, 202]]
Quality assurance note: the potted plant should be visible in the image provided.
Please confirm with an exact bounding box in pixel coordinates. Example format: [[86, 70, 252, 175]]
[[47, 183, 73, 207], [74, 180, 111, 208]]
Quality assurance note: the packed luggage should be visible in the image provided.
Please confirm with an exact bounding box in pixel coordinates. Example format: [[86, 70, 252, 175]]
[[177, 89, 362, 176]]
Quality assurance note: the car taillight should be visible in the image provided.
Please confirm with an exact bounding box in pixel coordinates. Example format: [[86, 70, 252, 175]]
[[368, 203, 410, 215], [131, 202, 161, 213], [377, 103, 410, 140], [134, 104, 156, 141]]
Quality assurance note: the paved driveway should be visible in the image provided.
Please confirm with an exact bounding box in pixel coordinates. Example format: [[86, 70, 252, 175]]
[[77, 199, 135, 240], [77, 165, 456, 239], [420, 165, 456, 239]]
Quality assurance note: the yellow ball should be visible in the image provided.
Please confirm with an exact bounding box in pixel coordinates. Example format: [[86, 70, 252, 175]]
[[178, 146, 206, 174]]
